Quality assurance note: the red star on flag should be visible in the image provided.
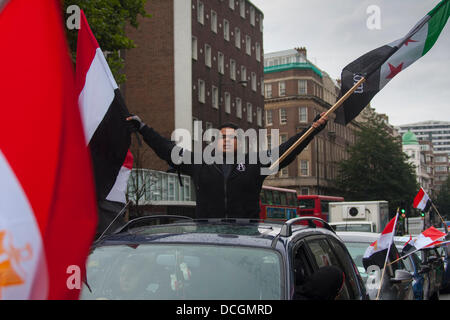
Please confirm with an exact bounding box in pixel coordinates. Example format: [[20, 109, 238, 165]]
[[404, 38, 418, 46], [386, 62, 404, 79]]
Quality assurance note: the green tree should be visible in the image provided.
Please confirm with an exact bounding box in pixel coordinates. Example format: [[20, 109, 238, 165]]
[[63, 0, 151, 84], [332, 118, 418, 215], [434, 175, 450, 221]]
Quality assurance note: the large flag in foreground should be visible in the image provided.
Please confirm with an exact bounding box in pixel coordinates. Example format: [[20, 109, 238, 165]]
[[335, 0, 450, 125], [75, 10, 132, 203], [0, 0, 97, 299], [363, 213, 399, 270], [413, 187, 432, 212]]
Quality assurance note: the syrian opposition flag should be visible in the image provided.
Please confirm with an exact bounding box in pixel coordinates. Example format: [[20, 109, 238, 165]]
[[413, 187, 432, 212], [363, 213, 399, 270], [335, 0, 450, 124], [0, 0, 97, 299], [75, 10, 133, 203]]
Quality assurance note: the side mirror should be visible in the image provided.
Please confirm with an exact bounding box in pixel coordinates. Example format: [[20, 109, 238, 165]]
[[419, 265, 431, 274], [390, 269, 413, 283]]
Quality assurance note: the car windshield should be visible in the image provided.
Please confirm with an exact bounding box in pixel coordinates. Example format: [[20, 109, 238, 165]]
[[333, 224, 372, 232], [343, 242, 369, 277], [81, 244, 283, 300]]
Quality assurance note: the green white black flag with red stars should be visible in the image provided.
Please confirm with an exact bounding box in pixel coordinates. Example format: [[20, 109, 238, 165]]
[[335, 0, 450, 125]]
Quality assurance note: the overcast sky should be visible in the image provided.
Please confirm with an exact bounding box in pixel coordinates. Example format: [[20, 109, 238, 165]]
[[251, 0, 450, 127]]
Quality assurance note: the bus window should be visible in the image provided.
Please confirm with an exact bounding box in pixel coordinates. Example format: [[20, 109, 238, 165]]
[[287, 193, 296, 206], [298, 199, 315, 209], [280, 192, 287, 206], [260, 190, 266, 204], [273, 191, 281, 205], [321, 200, 330, 213], [265, 190, 273, 205]]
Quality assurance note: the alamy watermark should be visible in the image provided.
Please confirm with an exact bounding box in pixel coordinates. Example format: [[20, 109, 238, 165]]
[[366, 5, 381, 30], [66, 5, 81, 30]]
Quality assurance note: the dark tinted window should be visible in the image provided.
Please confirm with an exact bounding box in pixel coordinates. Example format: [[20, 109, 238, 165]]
[[280, 192, 287, 205], [299, 199, 315, 209], [265, 190, 273, 205], [273, 191, 280, 205], [260, 190, 266, 203]]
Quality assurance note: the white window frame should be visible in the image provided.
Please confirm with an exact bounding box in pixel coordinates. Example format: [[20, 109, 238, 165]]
[[229, 0, 235, 10], [198, 79, 205, 103], [240, 0, 245, 18], [235, 27, 241, 49], [250, 6, 255, 26], [300, 160, 309, 176], [279, 81, 286, 97], [251, 72, 257, 92], [241, 65, 246, 83], [225, 92, 231, 114], [266, 110, 273, 126], [230, 59, 236, 80], [279, 108, 287, 125], [247, 103, 253, 123], [236, 97, 242, 119], [255, 42, 261, 62], [257, 107, 262, 126], [197, 1, 204, 25], [192, 36, 198, 60], [223, 19, 230, 41], [218, 51, 224, 74], [246, 35, 251, 56], [211, 10, 217, 33], [265, 84, 272, 98], [298, 79, 307, 95], [212, 86, 219, 109], [205, 44, 211, 67], [299, 106, 308, 123]]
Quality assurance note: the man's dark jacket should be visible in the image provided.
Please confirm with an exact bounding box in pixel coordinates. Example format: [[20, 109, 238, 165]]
[[139, 121, 324, 219]]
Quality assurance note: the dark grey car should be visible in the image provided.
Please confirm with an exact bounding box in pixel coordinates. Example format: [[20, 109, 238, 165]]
[[337, 232, 414, 300]]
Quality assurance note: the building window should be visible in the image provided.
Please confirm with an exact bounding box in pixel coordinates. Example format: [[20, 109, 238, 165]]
[[279, 108, 287, 125], [261, 77, 264, 96], [240, 0, 245, 18], [212, 86, 219, 109], [246, 35, 251, 56], [211, 10, 217, 33], [250, 6, 255, 26], [247, 103, 253, 123], [204, 44, 212, 67], [267, 133, 272, 150], [229, 0, 235, 10], [192, 36, 198, 60], [300, 187, 309, 195], [259, 14, 263, 32], [279, 81, 286, 96], [241, 65, 246, 82], [225, 92, 231, 114], [300, 160, 309, 176], [205, 122, 213, 142], [298, 79, 307, 95], [223, 19, 230, 41], [299, 106, 307, 123], [257, 107, 262, 126], [255, 42, 261, 62], [197, 1, 204, 24], [266, 110, 273, 126], [251, 72, 257, 91], [265, 84, 272, 98], [235, 27, 241, 49], [236, 98, 242, 118], [198, 79, 205, 103], [230, 59, 236, 80], [218, 52, 224, 74]]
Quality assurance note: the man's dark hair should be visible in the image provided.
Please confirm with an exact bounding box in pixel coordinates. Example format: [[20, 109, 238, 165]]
[[218, 122, 239, 130]]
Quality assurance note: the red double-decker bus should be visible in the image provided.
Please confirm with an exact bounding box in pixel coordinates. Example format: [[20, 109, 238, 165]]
[[259, 186, 298, 221], [297, 195, 344, 222]]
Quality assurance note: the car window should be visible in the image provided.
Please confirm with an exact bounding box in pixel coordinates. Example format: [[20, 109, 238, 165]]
[[328, 237, 363, 299], [402, 256, 414, 273], [305, 238, 351, 300]]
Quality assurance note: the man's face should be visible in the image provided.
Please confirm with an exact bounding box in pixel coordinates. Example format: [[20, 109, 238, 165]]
[[217, 127, 237, 153]]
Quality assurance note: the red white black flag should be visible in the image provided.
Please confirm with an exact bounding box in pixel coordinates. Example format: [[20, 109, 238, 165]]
[[75, 10, 133, 204], [413, 187, 432, 212]]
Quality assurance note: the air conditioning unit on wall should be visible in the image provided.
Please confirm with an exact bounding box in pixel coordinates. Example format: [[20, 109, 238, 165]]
[[342, 205, 366, 220]]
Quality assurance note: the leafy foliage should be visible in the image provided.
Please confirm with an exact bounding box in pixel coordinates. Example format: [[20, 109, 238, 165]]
[[333, 118, 418, 215], [434, 175, 450, 220], [63, 0, 151, 84]]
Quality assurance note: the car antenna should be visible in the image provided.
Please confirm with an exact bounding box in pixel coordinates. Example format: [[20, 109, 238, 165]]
[[94, 200, 131, 245]]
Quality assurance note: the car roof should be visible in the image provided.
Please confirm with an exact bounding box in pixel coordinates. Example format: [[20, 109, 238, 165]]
[[330, 221, 373, 225], [336, 231, 380, 243], [95, 218, 338, 250]]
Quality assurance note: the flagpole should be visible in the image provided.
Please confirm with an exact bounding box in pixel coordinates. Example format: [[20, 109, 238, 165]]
[[431, 202, 448, 233], [268, 76, 366, 172], [376, 208, 399, 300]]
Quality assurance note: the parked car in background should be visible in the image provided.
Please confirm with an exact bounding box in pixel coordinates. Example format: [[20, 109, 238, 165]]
[[337, 232, 414, 300], [81, 216, 369, 300], [330, 221, 376, 233], [436, 243, 450, 292]]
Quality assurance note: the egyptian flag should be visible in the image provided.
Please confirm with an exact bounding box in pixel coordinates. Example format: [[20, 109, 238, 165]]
[[335, 0, 450, 124], [411, 226, 446, 250], [363, 213, 399, 270], [75, 10, 132, 203], [0, 0, 97, 299], [413, 187, 432, 212], [402, 235, 416, 256]]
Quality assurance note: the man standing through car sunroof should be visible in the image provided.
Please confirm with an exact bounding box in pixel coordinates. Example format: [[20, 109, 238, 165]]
[[126, 113, 327, 219]]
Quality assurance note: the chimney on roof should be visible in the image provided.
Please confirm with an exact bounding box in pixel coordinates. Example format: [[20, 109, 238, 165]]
[[295, 46, 307, 59]]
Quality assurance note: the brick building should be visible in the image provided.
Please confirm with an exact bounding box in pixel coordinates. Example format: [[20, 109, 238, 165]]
[[122, 0, 264, 172], [263, 48, 359, 196]]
